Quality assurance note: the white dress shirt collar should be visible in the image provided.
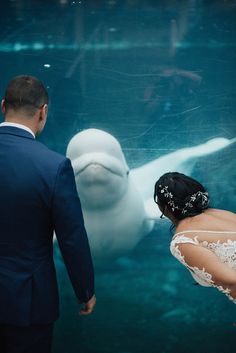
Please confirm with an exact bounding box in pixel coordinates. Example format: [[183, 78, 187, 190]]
[[0, 122, 35, 138]]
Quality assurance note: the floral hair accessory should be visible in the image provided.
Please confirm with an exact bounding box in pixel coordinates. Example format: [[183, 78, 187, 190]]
[[157, 184, 209, 214], [157, 185, 179, 212], [181, 191, 209, 214]]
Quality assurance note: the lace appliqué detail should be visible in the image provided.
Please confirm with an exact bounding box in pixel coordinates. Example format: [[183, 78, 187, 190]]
[[170, 235, 236, 304], [200, 239, 236, 270], [212, 284, 236, 304], [170, 235, 214, 286]]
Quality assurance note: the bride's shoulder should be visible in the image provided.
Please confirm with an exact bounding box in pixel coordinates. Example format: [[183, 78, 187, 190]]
[[207, 208, 235, 216], [175, 216, 202, 234], [174, 208, 236, 238], [173, 212, 211, 238], [205, 208, 236, 223]]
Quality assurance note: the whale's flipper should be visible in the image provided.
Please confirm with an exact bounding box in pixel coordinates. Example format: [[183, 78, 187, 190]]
[[131, 137, 236, 219]]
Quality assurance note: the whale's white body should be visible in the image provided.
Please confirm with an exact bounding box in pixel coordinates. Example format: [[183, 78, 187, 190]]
[[67, 129, 235, 260]]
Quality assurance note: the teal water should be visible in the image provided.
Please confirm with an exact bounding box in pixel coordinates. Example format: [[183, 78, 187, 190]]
[[1, 1, 236, 352]]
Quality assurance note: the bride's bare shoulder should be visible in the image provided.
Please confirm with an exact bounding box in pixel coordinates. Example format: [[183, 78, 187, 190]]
[[176, 208, 236, 236], [206, 208, 236, 218], [175, 208, 236, 235]]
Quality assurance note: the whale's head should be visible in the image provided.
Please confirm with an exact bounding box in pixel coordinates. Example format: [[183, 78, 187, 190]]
[[66, 129, 130, 209]]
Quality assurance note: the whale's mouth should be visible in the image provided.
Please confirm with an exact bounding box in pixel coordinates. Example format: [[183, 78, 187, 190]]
[[76, 162, 123, 177], [71, 152, 129, 178]]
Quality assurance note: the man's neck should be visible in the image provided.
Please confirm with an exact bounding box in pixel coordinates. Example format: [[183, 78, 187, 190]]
[[1, 120, 36, 138], [5, 115, 37, 136]]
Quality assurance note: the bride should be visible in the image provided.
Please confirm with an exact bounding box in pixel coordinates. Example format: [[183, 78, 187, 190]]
[[154, 172, 236, 303]]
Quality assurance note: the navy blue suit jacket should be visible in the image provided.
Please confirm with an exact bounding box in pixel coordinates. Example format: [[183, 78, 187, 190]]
[[0, 126, 94, 326]]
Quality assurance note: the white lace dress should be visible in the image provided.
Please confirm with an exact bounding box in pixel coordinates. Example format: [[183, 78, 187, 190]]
[[170, 230, 236, 303]]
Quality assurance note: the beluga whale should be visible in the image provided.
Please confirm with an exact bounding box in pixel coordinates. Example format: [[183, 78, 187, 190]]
[[66, 128, 235, 261]]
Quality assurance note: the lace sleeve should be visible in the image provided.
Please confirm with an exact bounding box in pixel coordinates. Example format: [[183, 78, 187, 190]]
[[212, 284, 236, 304], [170, 235, 213, 286], [170, 235, 236, 304]]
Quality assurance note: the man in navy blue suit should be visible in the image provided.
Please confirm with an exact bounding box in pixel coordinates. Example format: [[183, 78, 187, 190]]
[[0, 75, 96, 353]]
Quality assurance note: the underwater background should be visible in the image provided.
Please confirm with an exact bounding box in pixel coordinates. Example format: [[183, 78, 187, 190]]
[[1, 1, 236, 352]]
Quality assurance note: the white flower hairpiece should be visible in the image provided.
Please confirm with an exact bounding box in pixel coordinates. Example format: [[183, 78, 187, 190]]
[[158, 184, 209, 214], [158, 185, 179, 212], [181, 191, 209, 214]]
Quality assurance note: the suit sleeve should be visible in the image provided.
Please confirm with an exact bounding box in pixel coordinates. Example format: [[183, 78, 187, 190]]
[[52, 158, 95, 303]]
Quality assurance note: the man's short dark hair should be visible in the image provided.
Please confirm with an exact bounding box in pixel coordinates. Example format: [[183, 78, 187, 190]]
[[4, 75, 49, 116]]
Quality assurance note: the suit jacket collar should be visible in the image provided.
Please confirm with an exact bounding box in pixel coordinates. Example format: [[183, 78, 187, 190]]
[[0, 125, 35, 140]]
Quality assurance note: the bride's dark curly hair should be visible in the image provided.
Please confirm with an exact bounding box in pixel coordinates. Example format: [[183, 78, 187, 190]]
[[154, 172, 210, 221]]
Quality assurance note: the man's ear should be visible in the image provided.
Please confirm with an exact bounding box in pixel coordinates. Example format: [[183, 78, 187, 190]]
[[37, 104, 48, 134], [38, 104, 48, 126], [1, 99, 6, 114], [40, 104, 48, 121]]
